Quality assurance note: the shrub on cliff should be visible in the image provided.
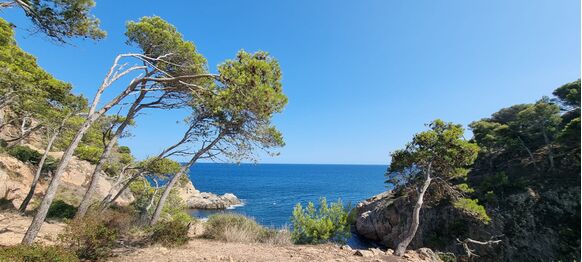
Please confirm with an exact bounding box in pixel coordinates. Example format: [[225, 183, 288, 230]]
[[46, 200, 77, 220], [0, 244, 78, 262], [291, 198, 351, 244], [73, 145, 103, 164], [7, 145, 59, 172]]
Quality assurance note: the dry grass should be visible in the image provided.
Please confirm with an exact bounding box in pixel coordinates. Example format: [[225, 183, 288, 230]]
[[203, 214, 291, 245]]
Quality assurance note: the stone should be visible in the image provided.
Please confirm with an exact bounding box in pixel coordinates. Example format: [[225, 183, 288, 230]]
[[354, 250, 375, 257], [386, 249, 394, 255], [417, 248, 442, 262], [340, 245, 352, 250], [368, 248, 384, 256]]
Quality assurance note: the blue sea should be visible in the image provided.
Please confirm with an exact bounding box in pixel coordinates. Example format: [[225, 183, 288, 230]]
[[187, 163, 388, 228]]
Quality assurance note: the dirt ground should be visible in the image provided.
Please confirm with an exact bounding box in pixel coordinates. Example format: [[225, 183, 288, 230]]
[[0, 211, 64, 246], [0, 212, 438, 262]]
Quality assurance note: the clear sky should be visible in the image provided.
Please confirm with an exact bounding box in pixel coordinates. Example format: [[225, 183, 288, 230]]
[[2, 1, 580, 164]]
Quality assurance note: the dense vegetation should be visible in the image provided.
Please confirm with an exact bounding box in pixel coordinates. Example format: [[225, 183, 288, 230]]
[[291, 198, 351, 244], [384, 79, 580, 259]]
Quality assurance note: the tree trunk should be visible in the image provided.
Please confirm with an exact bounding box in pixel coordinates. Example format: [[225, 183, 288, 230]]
[[517, 135, 538, 170], [394, 167, 432, 257], [21, 117, 96, 244], [22, 69, 141, 244], [149, 132, 225, 225], [18, 127, 60, 213], [541, 129, 555, 170], [75, 92, 146, 219]]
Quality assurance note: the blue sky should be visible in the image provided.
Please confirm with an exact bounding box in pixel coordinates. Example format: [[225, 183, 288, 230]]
[[2, 1, 580, 164]]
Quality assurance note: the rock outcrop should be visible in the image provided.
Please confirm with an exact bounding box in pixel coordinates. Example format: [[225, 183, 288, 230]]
[[0, 153, 134, 209], [354, 186, 581, 261], [177, 180, 241, 210]]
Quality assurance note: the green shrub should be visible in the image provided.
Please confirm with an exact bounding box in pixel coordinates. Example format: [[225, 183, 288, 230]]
[[7, 145, 59, 173], [8, 145, 41, 163], [453, 198, 491, 224], [73, 145, 103, 164], [46, 200, 77, 220], [58, 216, 118, 261], [291, 198, 351, 244], [0, 198, 15, 210], [0, 244, 78, 262], [117, 146, 131, 154], [149, 219, 191, 247]]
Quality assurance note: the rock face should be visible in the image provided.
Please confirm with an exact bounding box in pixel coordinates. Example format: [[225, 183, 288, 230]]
[[0, 153, 134, 209], [177, 180, 241, 210], [354, 186, 581, 261]]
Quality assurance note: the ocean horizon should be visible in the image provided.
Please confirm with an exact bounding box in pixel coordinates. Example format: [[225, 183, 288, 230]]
[[187, 163, 389, 227]]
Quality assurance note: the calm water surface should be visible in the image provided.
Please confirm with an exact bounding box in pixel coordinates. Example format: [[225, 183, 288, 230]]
[[187, 163, 388, 228]]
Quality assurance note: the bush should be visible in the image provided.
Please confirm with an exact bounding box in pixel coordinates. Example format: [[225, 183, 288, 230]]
[[58, 216, 118, 261], [291, 198, 351, 244], [73, 145, 103, 164], [204, 214, 264, 243], [453, 198, 491, 224], [7, 145, 59, 173], [0, 244, 78, 262], [149, 219, 191, 247], [46, 200, 77, 220]]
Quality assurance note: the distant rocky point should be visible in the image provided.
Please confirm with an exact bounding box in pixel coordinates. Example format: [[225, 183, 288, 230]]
[[178, 181, 242, 210]]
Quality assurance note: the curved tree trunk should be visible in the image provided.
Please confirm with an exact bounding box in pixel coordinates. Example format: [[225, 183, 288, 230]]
[[75, 91, 147, 219], [394, 167, 432, 257], [149, 132, 225, 225], [22, 65, 141, 244], [18, 126, 61, 213]]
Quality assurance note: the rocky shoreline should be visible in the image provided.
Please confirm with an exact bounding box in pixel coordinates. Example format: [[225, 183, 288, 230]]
[[178, 180, 242, 210]]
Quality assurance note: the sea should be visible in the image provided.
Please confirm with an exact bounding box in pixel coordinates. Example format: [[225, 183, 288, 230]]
[[187, 163, 388, 228]]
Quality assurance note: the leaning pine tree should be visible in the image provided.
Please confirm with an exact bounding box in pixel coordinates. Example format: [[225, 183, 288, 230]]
[[386, 119, 480, 256], [149, 50, 288, 225]]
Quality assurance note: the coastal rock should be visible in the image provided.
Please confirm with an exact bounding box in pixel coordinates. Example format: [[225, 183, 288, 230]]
[[353, 186, 580, 261], [178, 180, 241, 209]]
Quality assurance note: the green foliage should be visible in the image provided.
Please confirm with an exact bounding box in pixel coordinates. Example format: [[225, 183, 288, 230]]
[[139, 157, 181, 175], [456, 183, 475, 194], [117, 146, 131, 154], [8, 145, 42, 164], [0, 244, 78, 262], [58, 216, 118, 261], [149, 218, 191, 247], [453, 198, 491, 224], [46, 200, 77, 220], [7, 145, 58, 172], [73, 145, 103, 164], [7, 0, 105, 43], [387, 119, 479, 188], [291, 198, 351, 244], [553, 79, 580, 109]]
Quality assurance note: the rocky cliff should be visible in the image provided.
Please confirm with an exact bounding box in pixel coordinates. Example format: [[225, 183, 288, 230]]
[[354, 185, 580, 261], [0, 153, 134, 210]]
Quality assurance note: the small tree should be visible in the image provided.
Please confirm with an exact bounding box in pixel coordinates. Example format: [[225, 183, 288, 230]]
[[387, 119, 479, 256]]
